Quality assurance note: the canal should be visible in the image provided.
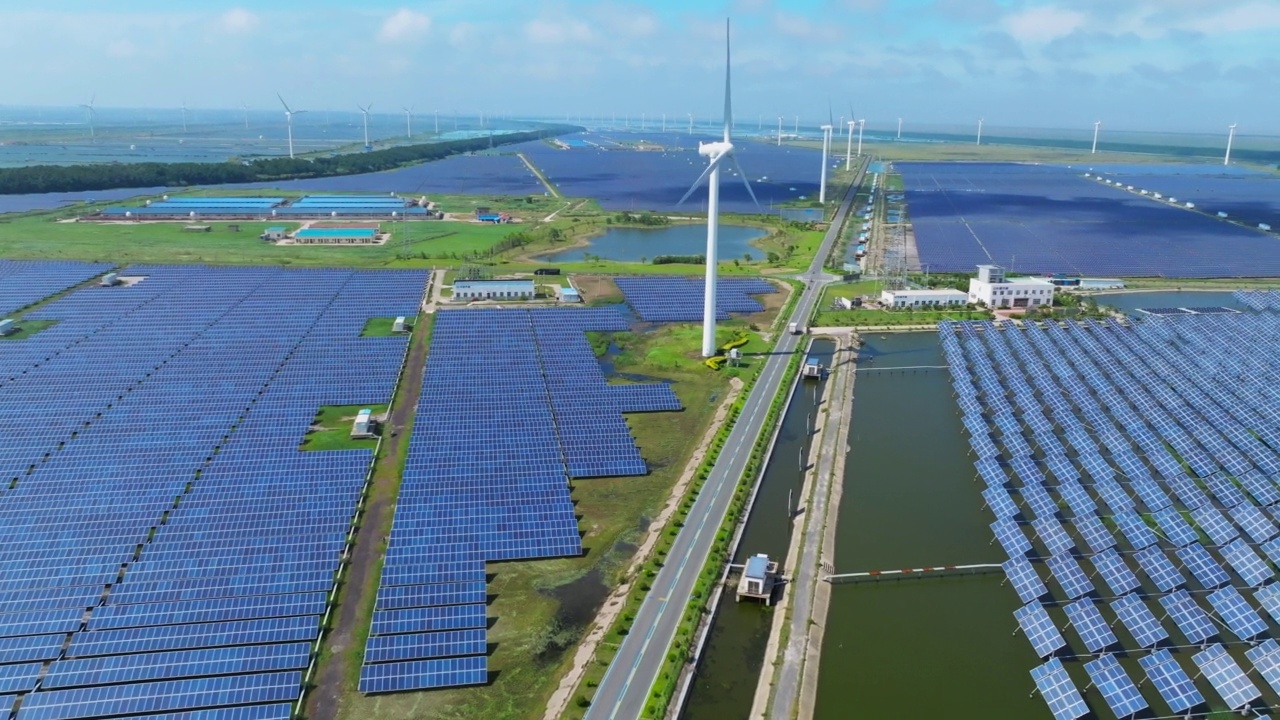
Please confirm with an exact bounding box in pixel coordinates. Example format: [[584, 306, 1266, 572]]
[[814, 331, 1043, 718], [681, 339, 836, 720]]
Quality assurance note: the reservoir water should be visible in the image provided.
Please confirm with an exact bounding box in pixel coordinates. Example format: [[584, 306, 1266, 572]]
[[541, 224, 767, 263], [814, 332, 1044, 718], [1091, 289, 1246, 314], [682, 340, 835, 720]]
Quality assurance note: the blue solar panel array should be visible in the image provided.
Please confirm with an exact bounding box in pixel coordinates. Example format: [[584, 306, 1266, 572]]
[[0, 264, 428, 717], [358, 307, 681, 693], [99, 194, 429, 218], [0, 260, 112, 316], [941, 311, 1280, 718], [614, 276, 778, 322]]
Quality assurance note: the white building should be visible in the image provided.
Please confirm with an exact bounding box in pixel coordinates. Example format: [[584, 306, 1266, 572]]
[[880, 288, 968, 309], [453, 279, 535, 301], [968, 265, 1055, 310]]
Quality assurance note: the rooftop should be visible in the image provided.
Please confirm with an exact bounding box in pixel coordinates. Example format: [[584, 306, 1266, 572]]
[[745, 554, 770, 580]]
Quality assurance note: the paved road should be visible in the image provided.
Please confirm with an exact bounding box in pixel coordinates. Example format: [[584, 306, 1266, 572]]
[[587, 159, 867, 720]]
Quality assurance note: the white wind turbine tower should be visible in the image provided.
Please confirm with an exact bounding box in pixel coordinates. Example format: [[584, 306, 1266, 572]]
[[976, 118, 984, 146], [897, 117, 902, 139], [845, 120, 855, 170], [357, 103, 373, 149], [677, 19, 759, 358], [1224, 123, 1238, 166], [1091, 121, 1101, 154], [819, 106, 833, 203], [402, 107, 413, 139], [277, 93, 305, 159], [434, 110, 440, 134], [242, 102, 250, 130], [79, 94, 97, 140], [180, 99, 189, 134], [776, 116, 783, 146], [857, 118, 865, 155], [687, 113, 693, 135]]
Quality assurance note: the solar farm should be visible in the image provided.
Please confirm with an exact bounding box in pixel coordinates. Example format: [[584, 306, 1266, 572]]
[[358, 307, 680, 693], [1093, 172, 1280, 231], [614, 276, 778, 322], [901, 162, 1280, 277], [0, 263, 427, 718], [941, 305, 1280, 717]]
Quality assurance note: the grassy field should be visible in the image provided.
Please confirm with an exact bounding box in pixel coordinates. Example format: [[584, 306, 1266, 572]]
[[0, 319, 57, 340], [335, 318, 773, 720], [301, 405, 387, 452], [361, 317, 409, 337]]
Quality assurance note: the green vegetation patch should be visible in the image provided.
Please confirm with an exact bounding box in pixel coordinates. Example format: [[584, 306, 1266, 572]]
[[0, 319, 58, 341], [301, 404, 387, 452], [361, 317, 411, 337]]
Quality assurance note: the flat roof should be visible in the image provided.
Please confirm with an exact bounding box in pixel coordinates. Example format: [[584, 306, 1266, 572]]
[[745, 555, 769, 580], [295, 228, 377, 238], [455, 279, 534, 289]]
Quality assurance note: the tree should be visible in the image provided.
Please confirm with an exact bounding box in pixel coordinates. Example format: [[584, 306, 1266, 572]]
[[743, 253, 752, 263], [766, 251, 781, 264]]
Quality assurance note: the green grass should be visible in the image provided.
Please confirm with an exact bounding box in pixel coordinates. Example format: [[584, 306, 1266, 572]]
[[813, 306, 992, 327], [360, 317, 410, 337], [300, 404, 387, 452], [0, 319, 57, 341], [819, 280, 884, 308]]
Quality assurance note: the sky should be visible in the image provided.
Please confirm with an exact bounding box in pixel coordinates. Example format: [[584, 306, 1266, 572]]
[[1, 0, 1277, 134]]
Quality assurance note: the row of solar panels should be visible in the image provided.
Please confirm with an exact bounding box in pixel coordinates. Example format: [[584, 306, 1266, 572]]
[[614, 276, 777, 322]]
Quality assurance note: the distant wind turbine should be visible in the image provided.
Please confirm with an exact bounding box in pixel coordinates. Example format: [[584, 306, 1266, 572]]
[[1091, 120, 1101, 154], [277, 93, 305, 159], [242, 102, 250, 130], [794, 115, 799, 134], [776, 116, 783, 146], [180, 99, 188, 134], [857, 119, 865, 156], [819, 110, 833, 204], [434, 110, 440, 134], [1224, 123, 1237, 166], [677, 19, 759, 358], [403, 107, 413, 139], [845, 120, 855, 170], [976, 118, 984, 146], [79, 94, 97, 140], [687, 112, 693, 135], [897, 117, 902, 140], [357, 103, 373, 148]]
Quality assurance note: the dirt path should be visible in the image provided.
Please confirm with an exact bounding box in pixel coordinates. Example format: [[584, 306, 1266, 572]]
[[518, 152, 561, 198], [307, 318, 432, 720], [542, 377, 744, 720]]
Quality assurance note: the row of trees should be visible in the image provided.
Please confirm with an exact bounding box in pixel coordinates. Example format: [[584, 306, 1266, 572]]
[[0, 125, 578, 195]]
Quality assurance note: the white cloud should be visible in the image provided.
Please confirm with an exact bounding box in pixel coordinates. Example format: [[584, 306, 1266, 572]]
[[449, 21, 477, 48], [216, 8, 259, 34], [1003, 6, 1088, 44], [379, 8, 431, 42], [106, 39, 136, 58], [524, 19, 594, 45], [773, 12, 841, 42], [1181, 2, 1280, 33]]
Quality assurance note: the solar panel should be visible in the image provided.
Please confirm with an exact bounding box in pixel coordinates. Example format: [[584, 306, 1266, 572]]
[[1190, 505, 1238, 546], [1174, 543, 1230, 590], [1030, 658, 1089, 720], [1111, 512, 1157, 550], [1032, 517, 1076, 556], [1206, 586, 1268, 641], [1089, 548, 1141, 596], [1111, 594, 1168, 648], [1073, 515, 1117, 553], [1063, 597, 1117, 653], [1014, 602, 1067, 658], [1046, 553, 1094, 600], [1159, 589, 1217, 645], [1083, 653, 1148, 719], [1152, 508, 1198, 547], [1192, 643, 1261, 711], [1132, 546, 1185, 593], [1255, 584, 1280, 624], [1245, 639, 1280, 695], [1219, 538, 1274, 587], [1139, 649, 1204, 715], [982, 487, 1019, 519], [991, 518, 1033, 558], [358, 655, 488, 693], [1229, 502, 1279, 543], [1001, 557, 1049, 604]]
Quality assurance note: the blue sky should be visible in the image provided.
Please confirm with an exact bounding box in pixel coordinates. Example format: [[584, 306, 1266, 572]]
[[2, 0, 1277, 133]]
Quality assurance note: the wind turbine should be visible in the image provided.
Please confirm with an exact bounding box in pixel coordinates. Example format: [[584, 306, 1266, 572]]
[[687, 112, 693, 135], [180, 99, 188, 134], [857, 119, 865, 156], [79, 94, 97, 140], [819, 112, 833, 204], [1091, 121, 1101, 154], [845, 120, 855, 170], [242, 102, 250, 130], [776, 116, 783, 146], [403, 107, 413, 139], [794, 115, 799, 134], [434, 110, 440, 134], [277, 93, 305, 159], [897, 117, 902, 140], [1224, 123, 1237, 166], [357, 103, 373, 148], [677, 19, 758, 358], [976, 118, 984, 146]]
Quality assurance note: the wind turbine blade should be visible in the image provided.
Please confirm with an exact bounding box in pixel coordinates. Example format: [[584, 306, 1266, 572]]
[[722, 18, 732, 143], [828, 101, 833, 128], [277, 93, 291, 113], [678, 155, 727, 206], [729, 155, 759, 208]]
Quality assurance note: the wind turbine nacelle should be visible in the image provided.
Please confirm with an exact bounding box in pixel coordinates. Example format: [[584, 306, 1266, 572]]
[[699, 141, 732, 158]]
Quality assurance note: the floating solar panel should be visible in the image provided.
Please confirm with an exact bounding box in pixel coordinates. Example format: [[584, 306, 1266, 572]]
[[1193, 643, 1261, 711], [1055, 480, 1097, 517], [1133, 546, 1186, 593], [1032, 517, 1075, 556], [991, 518, 1033, 558], [1152, 508, 1198, 547], [1229, 502, 1279, 543], [1159, 589, 1217, 645], [1111, 594, 1169, 648], [1046, 553, 1095, 600], [1139, 649, 1204, 715], [1112, 512, 1157, 550], [1175, 543, 1231, 590], [1064, 597, 1117, 653], [1206, 586, 1268, 641], [1001, 557, 1049, 604], [1019, 483, 1059, 521], [1246, 639, 1280, 695], [1205, 474, 1249, 508], [1073, 515, 1117, 553], [1219, 538, 1274, 587], [1260, 536, 1280, 567], [1191, 505, 1238, 546], [1255, 584, 1280, 625], [1030, 658, 1089, 720], [1089, 548, 1141, 596], [1015, 602, 1067, 659], [1083, 653, 1148, 719], [982, 487, 1019, 520]]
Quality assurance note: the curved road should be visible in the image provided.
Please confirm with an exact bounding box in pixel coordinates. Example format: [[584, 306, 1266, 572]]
[[586, 159, 867, 720]]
